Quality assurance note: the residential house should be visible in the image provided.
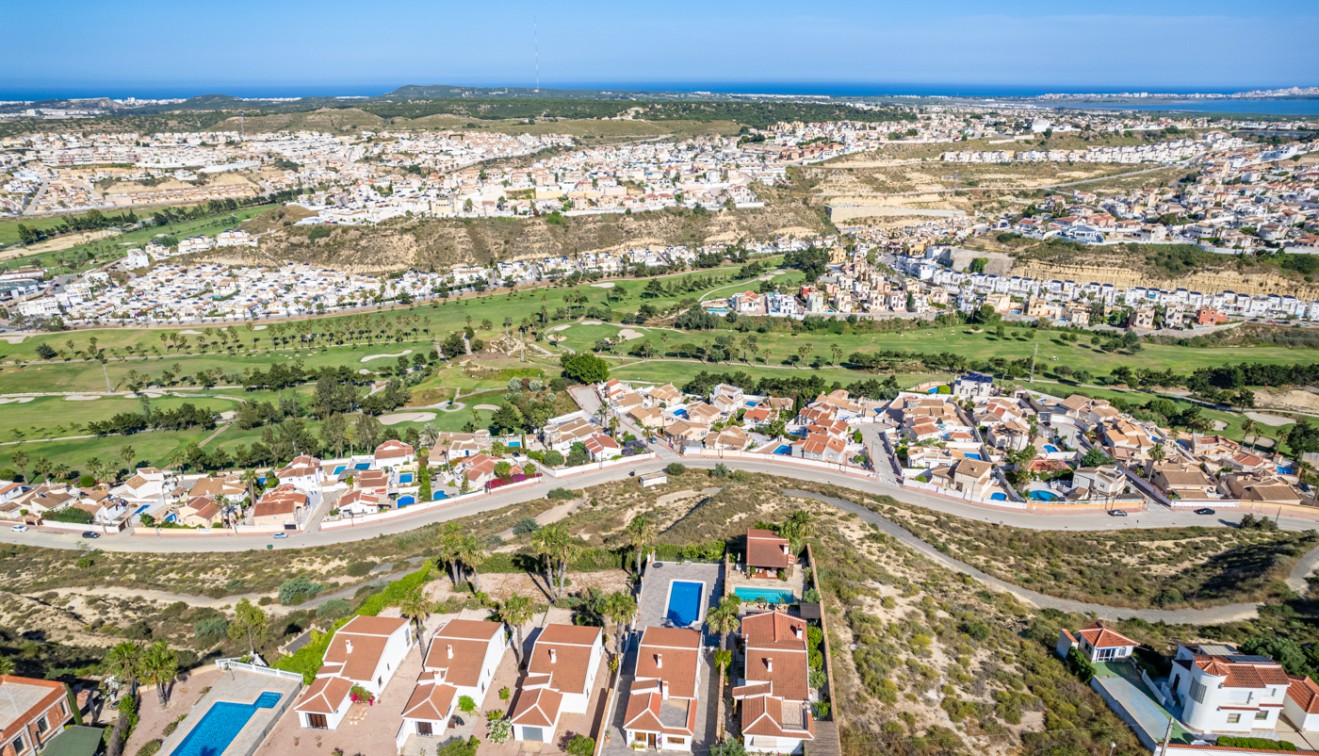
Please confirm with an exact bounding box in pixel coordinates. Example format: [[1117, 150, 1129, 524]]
[[336, 490, 383, 517], [1169, 643, 1290, 735], [188, 474, 248, 504], [1150, 461, 1218, 500], [431, 431, 492, 463], [278, 455, 324, 494], [251, 485, 307, 530], [1070, 466, 1128, 503], [374, 440, 416, 470], [457, 453, 522, 489], [0, 675, 75, 756], [706, 426, 752, 452], [510, 625, 604, 743], [1222, 474, 1306, 506], [176, 495, 223, 528], [1284, 676, 1319, 733], [745, 528, 796, 579], [623, 627, 703, 751], [953, 372, 994, 399], [398, 620, 508, 746], [583, 433, 622, 462], [295, 616, 415, 730], [732, 611, 815, 755], [1056, 622, 1139, 663]]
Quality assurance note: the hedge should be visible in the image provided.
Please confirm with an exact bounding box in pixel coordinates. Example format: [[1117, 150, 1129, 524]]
[[273, 564, 434, 683], [1216, 736, 1296, 751]]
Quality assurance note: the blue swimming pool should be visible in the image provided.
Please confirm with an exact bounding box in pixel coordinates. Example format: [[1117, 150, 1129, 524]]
[[1043, 445, 1059, 453], [397, 495, 416, 507], [507, 440, 521, 448], [171, 691, 282, 756], [354, 462, 371, 471], [665, 580, 705, 627], [1279, 465, 1295, 475], [734, 587, 795, 604], [965, 453, 983, 460], [433, 491, 448, 501], [332, 465, 346, 476], [1029, 490, 1060, 502], [134, 504, 150, 516], [990, 492, 1007, 501], [164, 514, 177, 523], [773, 444, 792, 455], [673, 409, 688, 418], [398, 473, 414, 484]]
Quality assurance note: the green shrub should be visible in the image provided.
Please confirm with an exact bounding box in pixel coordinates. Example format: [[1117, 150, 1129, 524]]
[[546, 488, 576, 501], [1216, 736, 1296, 751], [46, 507, 95, 524], [513, 517, 541, 535], [566, 735, 595, 756], [134, 739, 162, 756], [345, 560, 375, 577], [278, 576, 324, 605], [665, 462, 687, 476]]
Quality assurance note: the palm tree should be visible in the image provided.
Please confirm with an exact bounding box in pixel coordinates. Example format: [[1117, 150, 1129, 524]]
[[140, 641, 179, 707], [457, 534, 489, 592], [436, 522, 466, 587], [706, 595, 742, 651], [624, 515, 655, 578], [1241, 419, 1258, 450], [600, 591, 637, 655], [0, 656, 15, 675], [492, 595, 534, 667], [778, 510, 814, 554], [532, 523, 579, 600], [397, 586, 433, 661], [241, 468, 261, 506], [103, 641, 145, 697], [713, 649, 733, 678]]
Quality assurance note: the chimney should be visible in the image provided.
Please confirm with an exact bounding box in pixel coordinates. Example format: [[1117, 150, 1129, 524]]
[[655, 653, 663, 669], [766, 658, 773, 673], [446, 644, 454, 660], [549, 648, 557, 664], [793, 625, 803, 640], [781, 544, 789, 555], [345, 639, 354, 655]]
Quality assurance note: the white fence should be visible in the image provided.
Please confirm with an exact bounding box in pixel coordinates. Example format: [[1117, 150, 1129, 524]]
[[214, 658, 304, 682], [543, 452, 658, 479]]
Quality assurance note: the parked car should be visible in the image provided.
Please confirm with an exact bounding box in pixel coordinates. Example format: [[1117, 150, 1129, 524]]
[[272, 532, 289, 539], [81, 531, 101, 539], [1194, 507, 1216, 516], [10, 524, 28, 533], [1108, 509, 1129, 517]]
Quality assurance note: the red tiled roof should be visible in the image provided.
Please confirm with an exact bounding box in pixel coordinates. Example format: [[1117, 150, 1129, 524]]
[[746, 529, 795, 570], [1075, 622, 1138, 650], [1288, 676, 1319, 715]]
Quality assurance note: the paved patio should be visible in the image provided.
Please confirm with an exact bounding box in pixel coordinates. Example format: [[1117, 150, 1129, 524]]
[[122, 665, 223, 755], [161, 666, 302, 756], [637, 560, 723, 634]]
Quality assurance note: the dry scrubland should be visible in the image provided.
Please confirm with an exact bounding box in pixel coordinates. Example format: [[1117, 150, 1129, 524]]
[[238, 185, 828, 271], [0, 474, 1168, 754]]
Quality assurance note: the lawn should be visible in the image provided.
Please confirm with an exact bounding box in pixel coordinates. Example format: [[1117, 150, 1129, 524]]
[[0, 394, 231, 442]]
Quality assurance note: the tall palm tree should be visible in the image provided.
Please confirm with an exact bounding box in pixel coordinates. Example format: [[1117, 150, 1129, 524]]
[[436, 522, 466, 587], [457, 534, 489, 592], [601, 591, 637, 655], [140, 641, 179, 707], [531, 523, 576, 600], [706, 595, 743, 652], [779, 511, 814, 554], [396, 586, 433, 661], [240, 468, 261, 507], [492, 595, 534, 667], [624, 515, 655, 578], [1241, 419, 1258, 450], [104, 641, 145, 697]]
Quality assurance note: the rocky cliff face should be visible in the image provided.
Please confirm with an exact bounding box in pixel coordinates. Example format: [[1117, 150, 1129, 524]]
[[1010, 259, 1318, 299]]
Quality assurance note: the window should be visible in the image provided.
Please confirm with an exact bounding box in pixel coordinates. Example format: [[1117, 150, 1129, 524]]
[[1226, 714, 1241, 724], [1190, 680, 1207, 704], [416, 721, 433, 736], [37, 715, 49, 733], [11, 736, 25, 754], [306, 713, 328, 729], [1255, 710, 1270, 720]]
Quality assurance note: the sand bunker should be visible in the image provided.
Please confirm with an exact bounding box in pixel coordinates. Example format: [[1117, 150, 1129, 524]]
[[379, 411, 436, 426], [1245, 411, 1295, 427], [360, 349, 413, 363], [472, 404, 501, 411], [1, 335, 26, 344], [617, 329, 644, 341], [0, 397, 34, 404], [547, 324, 572, 333], [65, 395, 101, 401], [179, 329, 203, 335], [590, 282, 615, 289], [253, 325, 268, 330]]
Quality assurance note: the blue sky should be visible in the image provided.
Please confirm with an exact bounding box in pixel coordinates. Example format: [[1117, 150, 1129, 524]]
[[2, 0, 1316, 97]]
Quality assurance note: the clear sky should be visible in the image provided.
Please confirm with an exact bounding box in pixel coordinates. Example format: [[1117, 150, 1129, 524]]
[[3, 0, 1316, 97]]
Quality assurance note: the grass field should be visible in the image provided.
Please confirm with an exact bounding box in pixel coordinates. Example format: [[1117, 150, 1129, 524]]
[[0, 204, 273, 275]]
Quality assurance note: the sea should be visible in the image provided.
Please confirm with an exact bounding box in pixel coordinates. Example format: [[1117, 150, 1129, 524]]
[[3, 81, 1317, 117]]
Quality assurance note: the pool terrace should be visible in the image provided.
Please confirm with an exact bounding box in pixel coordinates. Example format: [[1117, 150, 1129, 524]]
[[636, 561, 723, 636], [159, 664, 302, 756]]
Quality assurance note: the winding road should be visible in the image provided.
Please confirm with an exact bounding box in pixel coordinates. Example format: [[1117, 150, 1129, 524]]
[[5, 451, 1319, 625]]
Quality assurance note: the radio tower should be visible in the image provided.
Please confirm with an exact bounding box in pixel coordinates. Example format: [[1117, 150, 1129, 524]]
[[533, 17, 541, 92]]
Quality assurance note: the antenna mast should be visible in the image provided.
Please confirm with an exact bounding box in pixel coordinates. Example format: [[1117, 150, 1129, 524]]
[[534, 17, 541, 92]]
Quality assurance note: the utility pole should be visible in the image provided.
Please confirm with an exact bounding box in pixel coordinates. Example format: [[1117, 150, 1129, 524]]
[[1029, 342, 1039, 383], [533, 17, 541, 93]]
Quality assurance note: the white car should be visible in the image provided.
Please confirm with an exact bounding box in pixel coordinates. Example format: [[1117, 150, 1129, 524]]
[[10, 524, 28, 533]]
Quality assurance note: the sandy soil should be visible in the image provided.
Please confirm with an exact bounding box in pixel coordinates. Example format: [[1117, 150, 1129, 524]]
[[378, 411, 436, 426], [0, 397, 34, 404], [360, 349, 412, 363], [617, 328, 644, 341], [472, 403, 501, 411], [1, 334, 27, 344], [0, 229, 117, 259], [590, 281, 615, 288], [1246, 411, 1296, 427], [64, 395, 101, 401]]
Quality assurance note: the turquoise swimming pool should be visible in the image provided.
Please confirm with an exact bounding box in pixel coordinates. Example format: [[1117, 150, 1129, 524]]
[[734, 587, 796, 604], [665, 580, 705, 626], [171, 691, 282, 756]]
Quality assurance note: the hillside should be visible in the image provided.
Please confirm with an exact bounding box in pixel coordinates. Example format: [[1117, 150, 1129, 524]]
[[231, 191, 829, 271]]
